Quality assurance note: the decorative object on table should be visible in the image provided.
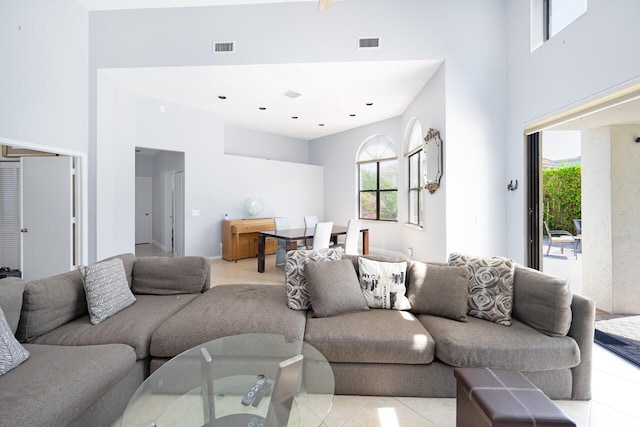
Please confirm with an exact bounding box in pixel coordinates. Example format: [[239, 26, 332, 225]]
[[423, 128, 443, 194], [244, 198, 263, 218]]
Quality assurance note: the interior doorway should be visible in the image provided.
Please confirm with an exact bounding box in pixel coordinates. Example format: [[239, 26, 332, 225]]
[[0, 142, 86, 280], [134, 148, 185, 257]]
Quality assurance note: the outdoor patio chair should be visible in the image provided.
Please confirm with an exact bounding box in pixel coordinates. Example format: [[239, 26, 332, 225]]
[[544, 221, 577, 259]]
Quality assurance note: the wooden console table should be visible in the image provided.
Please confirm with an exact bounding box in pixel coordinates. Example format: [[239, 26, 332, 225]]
[[222, 218, 277, 261]]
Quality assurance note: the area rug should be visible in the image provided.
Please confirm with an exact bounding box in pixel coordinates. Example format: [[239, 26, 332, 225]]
[[595, 315, 640, 368]]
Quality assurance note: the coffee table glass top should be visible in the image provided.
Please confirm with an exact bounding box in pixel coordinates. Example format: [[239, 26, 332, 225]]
[[121, 333, 334, 427]]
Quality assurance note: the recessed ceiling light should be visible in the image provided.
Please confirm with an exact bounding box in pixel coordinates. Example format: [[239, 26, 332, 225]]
[[366, 102, 373, 106], [259, 107, 266, 110], [284, 90, 302, 99], [291, 116, 298, 119], [218, 95, 227, 100]]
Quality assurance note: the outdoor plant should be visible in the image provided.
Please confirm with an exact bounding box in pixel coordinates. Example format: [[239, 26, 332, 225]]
[[543, 165, 581, 234]]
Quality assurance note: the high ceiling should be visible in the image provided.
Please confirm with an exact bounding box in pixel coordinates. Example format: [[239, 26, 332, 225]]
[[105, 60, 442, 140], [77, 0, 321, 11]]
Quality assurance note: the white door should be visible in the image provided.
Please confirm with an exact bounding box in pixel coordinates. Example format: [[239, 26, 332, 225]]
[[0, 163, 21, 270], [135, 177, 153, 244], [174, 171, 185, 256], [21, 156, 73, 281]]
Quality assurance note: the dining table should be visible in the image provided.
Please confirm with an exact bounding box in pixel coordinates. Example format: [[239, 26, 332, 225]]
[[257, 224, 369, 272]]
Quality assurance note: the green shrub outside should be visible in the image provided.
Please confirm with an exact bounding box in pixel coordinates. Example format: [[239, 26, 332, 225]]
[[543, 165, 581, 234]]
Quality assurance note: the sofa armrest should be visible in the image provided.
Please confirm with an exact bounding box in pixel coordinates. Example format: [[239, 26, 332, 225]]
[[567, 293, 595, 400], [132, 256, 210, 295]]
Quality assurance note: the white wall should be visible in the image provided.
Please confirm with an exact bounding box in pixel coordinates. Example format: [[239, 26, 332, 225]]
[[505, 0, 640, 263], [0, 0, 88, 153], [310, 63, 448, 261], [97, 75, 324, 259], [225, 125, 309, 164], [89, 0, 508, 261]]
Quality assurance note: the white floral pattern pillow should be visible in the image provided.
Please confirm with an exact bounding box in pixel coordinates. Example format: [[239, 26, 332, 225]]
[[285, 248, 344, 310], [448, 252, 515, 326], [358, 258, 411, 310]]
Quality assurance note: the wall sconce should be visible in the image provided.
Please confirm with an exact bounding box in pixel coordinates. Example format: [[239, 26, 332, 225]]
[[507, 179, 518, 191]]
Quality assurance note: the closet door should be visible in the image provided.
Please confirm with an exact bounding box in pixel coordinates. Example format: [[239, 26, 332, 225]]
[[0, 163, 20, 270], [21, 156, 73, 281]]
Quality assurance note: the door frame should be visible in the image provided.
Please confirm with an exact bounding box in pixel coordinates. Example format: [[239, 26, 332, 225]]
[[164, 170, 176, 253], [0, 137, 87, 269]]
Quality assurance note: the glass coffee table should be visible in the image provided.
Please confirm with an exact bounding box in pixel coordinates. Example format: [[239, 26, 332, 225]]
[[121, 334, 334, 427]]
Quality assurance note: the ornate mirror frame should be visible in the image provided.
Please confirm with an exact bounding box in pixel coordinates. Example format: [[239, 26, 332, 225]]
[[423, 128, 443, 194]]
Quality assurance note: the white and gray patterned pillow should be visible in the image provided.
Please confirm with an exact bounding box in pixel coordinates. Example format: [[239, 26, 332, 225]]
[[285, 248, 344, 310], [448, 252, 515, 326], [358, 257, 411, 310], [0, 306, 29, 376], [79, 258, 136, 325]]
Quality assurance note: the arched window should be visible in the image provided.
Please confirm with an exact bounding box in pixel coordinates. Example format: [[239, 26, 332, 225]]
[[357, 135, 398, 221], [405, 119, 424, 227]]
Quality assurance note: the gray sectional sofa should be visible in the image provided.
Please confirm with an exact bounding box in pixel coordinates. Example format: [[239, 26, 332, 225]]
[[0, 252, 595, 427]]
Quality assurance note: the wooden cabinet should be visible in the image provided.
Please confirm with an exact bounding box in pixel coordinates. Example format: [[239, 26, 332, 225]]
[[222, 218, 277, 261]]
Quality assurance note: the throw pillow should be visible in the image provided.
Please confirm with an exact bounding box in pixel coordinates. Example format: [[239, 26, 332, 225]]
[[285, 248, 344, 310], [406, 262, 469, 322], [79, 257, 136, 325], [512, 265, 573, 337], [305, 259, 369, 318], [358, 257, 411, 310], [448, 252, 515, 326], [0, 306, 30, 376]]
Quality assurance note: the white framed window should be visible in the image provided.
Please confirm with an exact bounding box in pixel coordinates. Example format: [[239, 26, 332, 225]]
[[531, 0, 587, 50], [404, 119, 424, 227], [357, 135, 398, 221]]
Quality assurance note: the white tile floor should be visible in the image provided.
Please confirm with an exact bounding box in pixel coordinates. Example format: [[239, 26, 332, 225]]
[[319, 344, 639, 427]]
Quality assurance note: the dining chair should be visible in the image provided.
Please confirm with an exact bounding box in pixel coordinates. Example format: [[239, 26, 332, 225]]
[[343, 219, 361, 255], [303, 216, 318, 248], [312, 222, 333, 250], [274, 217, 290, 266]]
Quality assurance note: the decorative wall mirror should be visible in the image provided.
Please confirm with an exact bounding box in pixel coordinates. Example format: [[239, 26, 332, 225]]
[[423, 128, 443, 194]]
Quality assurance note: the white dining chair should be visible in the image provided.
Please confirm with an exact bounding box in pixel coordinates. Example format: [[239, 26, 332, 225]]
[[312, 222, 333, 250], [343, 219, 361, 255]]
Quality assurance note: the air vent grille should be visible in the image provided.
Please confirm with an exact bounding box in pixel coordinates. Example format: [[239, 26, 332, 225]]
[[358, 37, 380, 48], [213, 42, 235, 53]]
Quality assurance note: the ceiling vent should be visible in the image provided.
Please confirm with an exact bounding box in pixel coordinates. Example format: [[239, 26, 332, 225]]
[[284, 90, 302, 99], [358, 37, 380, 49], [213, 41, 235, 53]]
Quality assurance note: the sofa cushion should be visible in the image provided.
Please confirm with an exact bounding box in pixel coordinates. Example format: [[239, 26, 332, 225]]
[[305, 259, 369, 318], [285, 248, 344, 310], [417, 314, 580, 371], [150, 285, 307, 359], [31, 294, 198, 360], [448, 252, 515, 326], [358, 257, 411, 310], [344, 253, 408, 276], [304, 309, 434, 364], [17, 270, 87, 342], [0, 307, 29, 375], [79, 257, 136, 325], [0, 343, 135, 426], [132, 256, 210, 295], [102, 253, 137, 287], [512, 265, 573, 337], [0, 277, 24, 334], [407, 262, 469, 322]]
